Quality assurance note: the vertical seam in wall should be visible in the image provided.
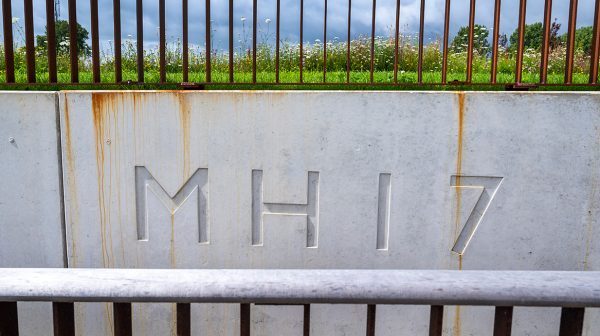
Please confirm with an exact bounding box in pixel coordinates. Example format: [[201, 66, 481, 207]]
[[54, 91, 69, 268]]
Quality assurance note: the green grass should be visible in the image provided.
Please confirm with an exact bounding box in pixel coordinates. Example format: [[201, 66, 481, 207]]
[[0, 70, 597, 91]]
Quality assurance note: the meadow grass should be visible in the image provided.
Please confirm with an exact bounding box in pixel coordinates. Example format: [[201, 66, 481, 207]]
[[1, 32, 598, 90]]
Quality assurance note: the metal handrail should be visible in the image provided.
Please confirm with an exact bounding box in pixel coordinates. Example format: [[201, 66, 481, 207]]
[[0, 269, 598, 336], [0, 269, 599, 306]]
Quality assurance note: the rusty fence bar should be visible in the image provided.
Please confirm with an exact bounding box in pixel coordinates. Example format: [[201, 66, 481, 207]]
[[393, 0, 400, 83], [370, 0, 376, 83], [515, 0, 527, 83], [323, 0, 328, 83], [299, 0, 304, 83], [113, 0, 122, 83], [136, 0, 143, 82], [2, 0, 15, 83], [540, 0, 552, 84], [182, 0, 188, 82], [24, 0, 35, 83], [590, 0, 600, 84], [275, 0, 280, 83], [490, 0, 501, 83], [1, 269, 600, 336], [466, 0, 476, 82], [159, 0, 166, 82], [68, 0, 78, 83], [90, 0, 100, 83], [45, 0, 57, 83], [0, 0, 599, 87], [205, 0, 211, 83], [252, 0, 257, 83], [565, 0, 579, 84], [229, 0, 234, 83], [176, 303, 191, 336], [417, 0, 425, 83], [346, 0, 351, 83], [441, 0, 451, 83]]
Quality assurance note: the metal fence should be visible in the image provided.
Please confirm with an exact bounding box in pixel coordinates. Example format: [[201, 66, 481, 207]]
[[1, 269, 599, 335], [1, 0, 600, 87]]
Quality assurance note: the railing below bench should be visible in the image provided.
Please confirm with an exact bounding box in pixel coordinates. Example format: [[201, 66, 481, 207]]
[[0, 269, 599, 336]]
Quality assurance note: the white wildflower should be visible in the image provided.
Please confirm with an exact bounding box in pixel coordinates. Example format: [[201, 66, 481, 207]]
[[11, 17, 19, 24], [265, 18, 271, 24], [241, 16, 246, 22]]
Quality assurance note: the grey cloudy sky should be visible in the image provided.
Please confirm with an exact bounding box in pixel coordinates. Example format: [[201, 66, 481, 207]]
[[1, 0, 597, 51]]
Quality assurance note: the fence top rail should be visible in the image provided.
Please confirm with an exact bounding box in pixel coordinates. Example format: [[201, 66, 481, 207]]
[[0, 269, 599, 306]]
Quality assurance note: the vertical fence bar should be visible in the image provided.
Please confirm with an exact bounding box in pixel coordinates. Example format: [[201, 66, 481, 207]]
[[136, 0, 144, 82], [275, 0, 280, 83], [346, 0, 351, 83], [493, 307, 513, 336], [182, 0, 188, 82], [590, 0, 600, 83], [205, 0, 211, 82], [370, 0, 376, 83], [299, 0, 304, 83], [441, 0, 450, 83], [466, 0, 476, 82], [252, 0, 257, 83], [393, 0, 400, 83], [176, 303, 191, 336], [490, 0, 500, 83], [24, 0, 36, 83], [1, 0, 15, 83], [514, 0, 526, 83], [565, 0, 578, 84], [558, 308, 584, 336], [0, 302, 18, 336], [417, 0, 425, 83], [68, 0, 78, 83], [229, 0, 234, 82], [366, 305, 376, 336], [539, 0, 552, 84], [90, 0, 100, 83], [53, 303, 75, 336], [323, 0, 327, 82], [45, 0, 57, 83], [303, 304, 310, 336], [159, 0, 166, 82], [113, 303, 132, 336], [429, 305, 443, 336], [113, 0, 122, 83], [240, 304, 250, 336]]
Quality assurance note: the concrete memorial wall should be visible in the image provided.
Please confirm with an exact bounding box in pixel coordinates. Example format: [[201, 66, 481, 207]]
[[2, 90, 600, 335]]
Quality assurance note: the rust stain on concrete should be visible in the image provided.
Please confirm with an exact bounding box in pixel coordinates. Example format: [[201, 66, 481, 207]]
[[63, 97, 80, 267], [178, 93, 192, 180], [453, 92, 466, 336], [454, 92, 465, 243], [92, 92, 116, 268]]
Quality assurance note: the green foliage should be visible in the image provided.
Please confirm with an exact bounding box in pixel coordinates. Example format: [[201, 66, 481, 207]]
[[36, 20, 91, 56], [560, 26, 594, 54], [509, 22, 543, 51], [509, 20, 561, 51], [450, 25, 490, 55]]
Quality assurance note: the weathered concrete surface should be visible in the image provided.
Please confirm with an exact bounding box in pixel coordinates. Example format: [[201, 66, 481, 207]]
[[57, 91, 600, 335], [0, 92, 64, 335]]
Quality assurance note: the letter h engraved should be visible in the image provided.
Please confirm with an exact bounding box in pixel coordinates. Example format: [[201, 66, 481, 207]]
[[135, 166, 209, 243], [251, 170, 320, 247]]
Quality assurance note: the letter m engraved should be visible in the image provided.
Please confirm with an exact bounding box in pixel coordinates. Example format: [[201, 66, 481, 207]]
[[135, 166, 209, 242]]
